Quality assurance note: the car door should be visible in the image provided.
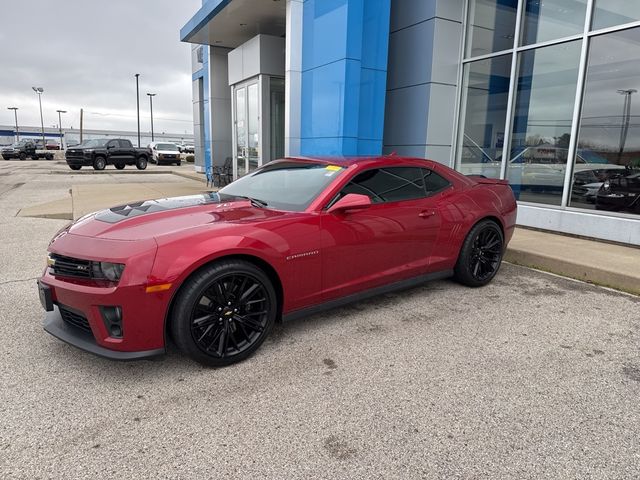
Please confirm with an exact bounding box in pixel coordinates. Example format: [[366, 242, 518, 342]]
[[105, 140, 120, 163], [118, 139, 135, 163], [319, 166, 443, 301]]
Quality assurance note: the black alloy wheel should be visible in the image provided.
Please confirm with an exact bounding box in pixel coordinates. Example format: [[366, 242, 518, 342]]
[[136, 157, 148, 170], [93, 156, 106, 170], [171, 260, 276, 367], [454, 220, 504, 287]]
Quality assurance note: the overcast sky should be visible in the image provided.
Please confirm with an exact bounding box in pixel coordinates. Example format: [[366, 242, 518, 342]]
[[0, 0, 201, 135]]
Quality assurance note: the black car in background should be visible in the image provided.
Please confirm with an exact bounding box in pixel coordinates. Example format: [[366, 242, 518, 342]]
[[596, 172, 640, 213], [2, 140, 54, 160], [65, 138, 151, 170]]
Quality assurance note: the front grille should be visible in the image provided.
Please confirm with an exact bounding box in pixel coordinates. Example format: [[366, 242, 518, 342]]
[[50, 254, 92, 279], [59, 305, 92, 333]]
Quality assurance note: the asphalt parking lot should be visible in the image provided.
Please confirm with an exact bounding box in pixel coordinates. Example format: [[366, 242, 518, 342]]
[[1, 161, 639, 479]]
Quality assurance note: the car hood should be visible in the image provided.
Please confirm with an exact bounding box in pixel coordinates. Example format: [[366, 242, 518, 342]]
[[67, 193, 289, 241]]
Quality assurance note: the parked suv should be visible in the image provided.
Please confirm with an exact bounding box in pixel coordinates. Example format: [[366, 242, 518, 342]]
[[65, 138, 150, 170], [149, 142, 181, 166]]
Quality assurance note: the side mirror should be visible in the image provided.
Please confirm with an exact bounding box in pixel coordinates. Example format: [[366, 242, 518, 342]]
[[327, 193, 371, 214]]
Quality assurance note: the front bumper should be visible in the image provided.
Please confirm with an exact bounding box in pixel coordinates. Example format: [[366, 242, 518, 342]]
[[40, 233, 170, 360], [44, 305, 164, 360]]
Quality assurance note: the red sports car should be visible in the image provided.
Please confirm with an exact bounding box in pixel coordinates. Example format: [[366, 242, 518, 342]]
[[38, 156, 517, 366]]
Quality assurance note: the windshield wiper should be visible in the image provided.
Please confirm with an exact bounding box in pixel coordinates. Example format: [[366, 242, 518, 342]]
[[234, 195, 268, 208]]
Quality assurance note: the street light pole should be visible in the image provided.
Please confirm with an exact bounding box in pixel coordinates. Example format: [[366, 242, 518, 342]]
[[7, 107, 19, 141], [135, 74, 141, 147], [32, 87, 45, 147], [56, 110, 67, 149], [616, 88, 637, 163], [147, 93, 156, 142]]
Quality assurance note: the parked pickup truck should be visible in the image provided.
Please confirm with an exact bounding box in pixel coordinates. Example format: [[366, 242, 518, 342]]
[[65, 138, 150, 170], [2, 140, 54, 160]]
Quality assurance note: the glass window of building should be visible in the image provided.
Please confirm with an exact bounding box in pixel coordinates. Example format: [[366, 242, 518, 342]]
[[465, 0, 518, 58], [570, 27, 640, 216], [457, 54, 512, 178], [521, 0, 587, 46], [507, 41, 582, 205], [593, 1, 640, 30]]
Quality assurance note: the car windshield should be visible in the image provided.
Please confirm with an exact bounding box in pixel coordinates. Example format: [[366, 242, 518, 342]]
[[156, 143, 179, 151], [79, 139, 108, 148], [219, 161, 346, 211]]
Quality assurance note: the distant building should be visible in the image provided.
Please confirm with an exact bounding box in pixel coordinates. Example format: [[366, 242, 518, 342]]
[[181, 0, 640, 245], [0, 125, 194, 149]]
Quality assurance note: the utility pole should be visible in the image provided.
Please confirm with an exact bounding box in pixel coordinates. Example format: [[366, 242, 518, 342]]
[[135, 73, 141, 147], [147, 93, 156, 142], [617, 89, 637, 163], [80, 108, 84, 143], [56, 110, 67, 149], [32, 87, 45, 147], [7, 107, 19, 141]]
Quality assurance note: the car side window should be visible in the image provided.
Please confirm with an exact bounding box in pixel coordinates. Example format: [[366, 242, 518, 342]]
[[339, 167, 425, 204], [107, 140, 118, 148], [119, 140, 131, 148], [422, 169, 451, 196]]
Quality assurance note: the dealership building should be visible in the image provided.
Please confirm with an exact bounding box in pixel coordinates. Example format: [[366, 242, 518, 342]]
[[181, 0, 640, 245]]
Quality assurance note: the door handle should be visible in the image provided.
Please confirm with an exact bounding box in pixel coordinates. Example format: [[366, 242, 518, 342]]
[[418, 210, 436, 218]]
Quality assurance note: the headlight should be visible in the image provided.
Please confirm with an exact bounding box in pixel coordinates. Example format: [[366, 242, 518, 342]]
[[96, 262, 125, 281], [84, 149, 94, 154], [602, 180, 611, 191]]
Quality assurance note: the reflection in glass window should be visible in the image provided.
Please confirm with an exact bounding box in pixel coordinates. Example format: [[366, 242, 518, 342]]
[[593, 0, 640, 30], [507, 41, 582, 205], [465, 0, 518, 58], [456, 54, 512, 178], [341, 167, 425, 203], [570, 27, 640, 216], [522, 0, 587, 45]]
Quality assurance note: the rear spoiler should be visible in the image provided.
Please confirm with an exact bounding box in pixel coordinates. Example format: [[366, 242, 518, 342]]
[[466, 175, 509, 185]]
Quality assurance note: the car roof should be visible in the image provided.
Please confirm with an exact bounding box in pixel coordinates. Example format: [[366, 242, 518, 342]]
[[282, 155, 437, 168]]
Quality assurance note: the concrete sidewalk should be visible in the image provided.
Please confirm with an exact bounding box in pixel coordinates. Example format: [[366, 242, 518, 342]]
[[505, 228, 639, 295]]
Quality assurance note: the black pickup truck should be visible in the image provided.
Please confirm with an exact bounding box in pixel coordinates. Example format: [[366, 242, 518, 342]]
[[2, 140, 54, 160], [65, 138, 150, 170]]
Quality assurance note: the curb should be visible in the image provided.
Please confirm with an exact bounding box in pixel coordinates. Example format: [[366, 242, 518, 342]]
[[504, 247, 639, 296]]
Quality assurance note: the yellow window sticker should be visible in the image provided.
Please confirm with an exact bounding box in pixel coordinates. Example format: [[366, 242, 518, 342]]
[[325, 165, 341, 171]]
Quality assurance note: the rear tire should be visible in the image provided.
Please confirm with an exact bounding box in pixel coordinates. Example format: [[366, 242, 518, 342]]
[[454, 219, 504, 287], [31, 155, 39, 160], [115, 163, 125, 170], [170, 260, 277, 367], [46, 154, 53, 160], [19, 153, 26, 160], [136, 156, 148, 170], [69, 165, 81, 171]]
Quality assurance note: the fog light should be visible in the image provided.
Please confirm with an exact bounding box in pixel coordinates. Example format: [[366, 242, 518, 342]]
[[100, 306, 123, 338]]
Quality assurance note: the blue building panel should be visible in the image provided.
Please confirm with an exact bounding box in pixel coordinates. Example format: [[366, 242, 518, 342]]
[[300, 0, 391, 157], [192, 46, 212, 174]]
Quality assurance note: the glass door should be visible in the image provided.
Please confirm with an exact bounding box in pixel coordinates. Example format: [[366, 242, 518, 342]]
[[233, 79, 260, 178], [234, 87, 247, 178]]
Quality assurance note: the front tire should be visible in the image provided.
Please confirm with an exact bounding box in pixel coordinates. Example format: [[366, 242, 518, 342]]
[[19, 153, 26, 160], [454, 220, 504, 287], [69, 165, 81, 171], [136, 156, 148, 170], [93, 156, 106, 170], [170, 260, 277, 367], [114, 163, 125, 170]]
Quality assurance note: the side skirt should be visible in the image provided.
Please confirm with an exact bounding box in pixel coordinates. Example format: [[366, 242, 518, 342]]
[[282, 269, 454, 323]]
